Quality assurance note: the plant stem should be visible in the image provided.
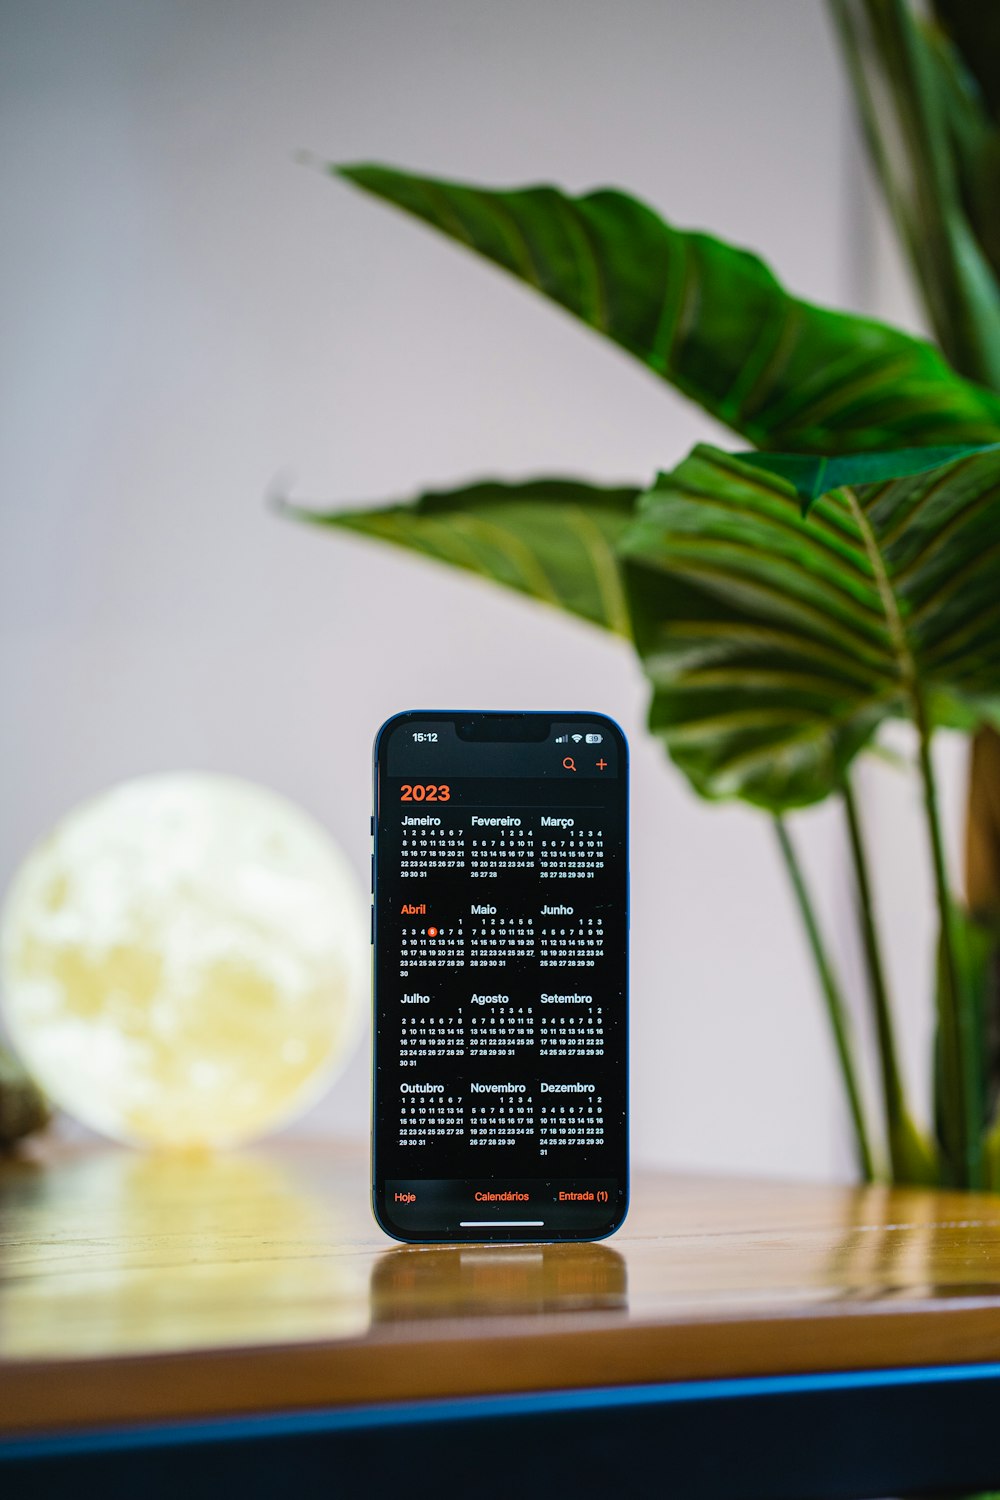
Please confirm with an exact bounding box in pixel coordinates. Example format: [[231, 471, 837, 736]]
[[842, 774, 930, 1183], [774, 816, 875, 1182], [913, 691, 981, 1188]]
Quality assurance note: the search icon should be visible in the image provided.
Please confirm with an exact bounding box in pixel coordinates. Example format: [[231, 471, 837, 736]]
[[562, 756, 577, 772]]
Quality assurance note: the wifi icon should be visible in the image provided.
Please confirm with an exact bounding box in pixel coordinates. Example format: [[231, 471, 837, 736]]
[[571, 734, 583, 743]]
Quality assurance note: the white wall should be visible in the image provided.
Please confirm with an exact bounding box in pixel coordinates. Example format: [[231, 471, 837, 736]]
[[1, 0, 953, 1179]]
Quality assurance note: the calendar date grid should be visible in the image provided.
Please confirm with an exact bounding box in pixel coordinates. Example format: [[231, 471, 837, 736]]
[[391, 1084, 609, 1155], [379, 778, 624, 1174]]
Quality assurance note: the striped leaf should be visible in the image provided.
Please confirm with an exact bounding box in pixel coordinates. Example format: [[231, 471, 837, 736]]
[[738, 441, 1000, 511], [336, 161, 1000, 453], [283, 478, 639, 637], [619, 445, 1000, 810]]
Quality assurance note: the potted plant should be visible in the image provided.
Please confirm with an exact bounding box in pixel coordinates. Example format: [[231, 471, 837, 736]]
[[284, 0, 1000, 1191]]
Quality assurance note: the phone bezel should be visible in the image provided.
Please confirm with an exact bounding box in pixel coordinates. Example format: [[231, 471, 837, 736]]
[[370, 709, 629, 1245]]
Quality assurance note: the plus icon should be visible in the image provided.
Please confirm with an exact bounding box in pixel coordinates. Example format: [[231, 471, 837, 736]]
[[596, 758, 608, 770]]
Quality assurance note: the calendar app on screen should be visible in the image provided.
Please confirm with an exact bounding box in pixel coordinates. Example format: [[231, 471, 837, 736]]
[[371, 712, 628, 1243]]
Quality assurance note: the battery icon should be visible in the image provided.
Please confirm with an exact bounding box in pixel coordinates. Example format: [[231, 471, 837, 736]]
[[585, 733, 603, 744]]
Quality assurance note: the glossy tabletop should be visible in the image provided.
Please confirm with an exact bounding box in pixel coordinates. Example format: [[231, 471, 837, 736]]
[[5, 1141, 1000, 1436]]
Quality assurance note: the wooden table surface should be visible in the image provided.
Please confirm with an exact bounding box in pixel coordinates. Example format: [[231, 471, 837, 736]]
[[5, 1140, 1000, 1436]]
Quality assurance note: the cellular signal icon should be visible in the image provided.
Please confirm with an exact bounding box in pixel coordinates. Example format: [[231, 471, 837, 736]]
[[555, 734, 570, 743]]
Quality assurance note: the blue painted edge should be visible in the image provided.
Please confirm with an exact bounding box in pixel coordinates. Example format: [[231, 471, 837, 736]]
[[6, 1361, 1000, 1461]]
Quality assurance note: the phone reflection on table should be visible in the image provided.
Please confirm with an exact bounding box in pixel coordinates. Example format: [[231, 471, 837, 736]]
[[369, 1242, 627, 1324]]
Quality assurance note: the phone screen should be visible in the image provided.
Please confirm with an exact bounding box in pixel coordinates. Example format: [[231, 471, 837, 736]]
[[372, 711, 628, 1242]]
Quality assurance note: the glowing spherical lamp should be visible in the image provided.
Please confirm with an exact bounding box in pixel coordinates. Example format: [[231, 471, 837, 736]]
[[0, 773, 368, 1148]]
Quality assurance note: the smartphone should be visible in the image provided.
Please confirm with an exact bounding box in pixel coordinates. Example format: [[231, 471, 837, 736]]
[[371, 710, 628, 1243]]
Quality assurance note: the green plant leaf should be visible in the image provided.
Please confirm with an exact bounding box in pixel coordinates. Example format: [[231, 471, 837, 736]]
[[738, 441, 1000, 511], [924, 13, 1000, 295], [933, 0, 1000, 125], [619, 444, 1000, 810], [832, 0, 1000, 389], [334, 161, 1000, 452], [281, 477, 640, 636]]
